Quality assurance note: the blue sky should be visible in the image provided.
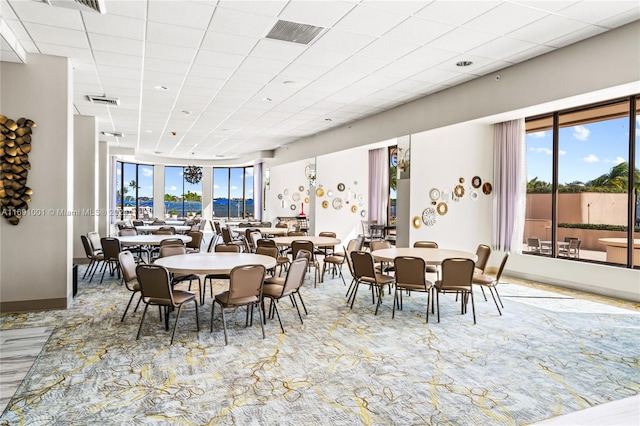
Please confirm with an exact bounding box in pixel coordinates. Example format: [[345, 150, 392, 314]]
[[526, 117, 640, 184]]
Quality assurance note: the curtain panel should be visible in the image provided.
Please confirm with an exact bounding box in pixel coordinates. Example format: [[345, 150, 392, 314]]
[[368, 148, 388, 225]]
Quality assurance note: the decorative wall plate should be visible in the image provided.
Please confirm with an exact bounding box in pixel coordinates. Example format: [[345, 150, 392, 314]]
[[422, 207, 437, 226], [290, 204, 296, 210], [472, 176, 482, 188], [337, 182, 345, 191], [304, 197, 310, 203], [351, 205, 357, 213], [284, 189, 289, 196], [316, 187, 325, 197], [292, 192, 300, 202], [332, 197, 343, 210], [360, 209, 367, 217], [429, 188, 440, 201], [327, 190, 333, 197], [454, 184, 465, 198], [322, 200, 329, 209], [459, 177, 465, 183], [298, 185, 304, 192], [436, 202, 448, 215], [483, 182, 493, 195], [470, 190, 479, 201], [412, 216, 422, 229], [277, 194, 283, 200], [358, 194, 364, 201]]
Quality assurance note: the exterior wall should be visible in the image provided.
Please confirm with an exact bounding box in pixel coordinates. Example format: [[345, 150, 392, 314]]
[[527, 193, 628, 225]]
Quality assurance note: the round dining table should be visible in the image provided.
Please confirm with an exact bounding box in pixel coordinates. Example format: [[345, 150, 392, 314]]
[[117, 234, 192, 246], [271, 236, 341, 248], [154, 252, 277, 304], [370, 247, 477, 265], [135, 225, 192, 234], [232, 227, 289, 237]]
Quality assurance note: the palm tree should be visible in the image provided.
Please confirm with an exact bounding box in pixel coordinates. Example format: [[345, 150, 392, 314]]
[[527, 177, 551, 193], [587, 161, 639, 192]]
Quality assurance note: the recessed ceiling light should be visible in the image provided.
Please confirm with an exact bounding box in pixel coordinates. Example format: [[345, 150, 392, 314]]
[[262, 97, 272, 102], [456, 61, 473, 67], [182, 110, 191, 115], [154, 85, 169, 90], [324, 118, 332, 122], [154, 151, 164, 154], [283, 80, 296, 85]]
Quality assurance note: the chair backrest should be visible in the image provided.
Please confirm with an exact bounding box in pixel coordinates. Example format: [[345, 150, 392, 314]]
[[345, 238, 358, 254], [256, 238, 276, 248], [370, 240, 391, 252], [159, 244, 187, 258], [475, 244, 491, 272], [569, 239, 580, 249], [495, 253, 509, 281], [287, 231, 306, 237], [255, 246, 278, 259], [151, 220, 166, 225], [439, 258, 475, 291], [370, 224, 385, 240], [228, 264, 266, 303], [100, 237, 121, 260], [281, 257, 308, 296], [118, 250, 138, 289], [136, 264, 174, 305], [221, 227, 233, 244], [87, 231, 102, 251], [527, 237, 541, 248], [260, 221, 272, 227], [350, 250, 376, 280], [394, 256, 427, 288], [132, 220, 144, 226], [291, 240, 314, 260], [119, 228, 138, 236], [186, 231, 203, 249], [295, 249, 312, 261], [246, 229, 262, 251], [159, 238, 185, 247], [275, 222, 288, 229], [361, 220, 376, 237], [355, 234, 365, 251], [213, 221, 222, 234], [215, 244, 241, 253], [81, 235, 94, 258], [154, 226, 175, 235], [318, 231, 336, 238], [414, 241, 438, 248]]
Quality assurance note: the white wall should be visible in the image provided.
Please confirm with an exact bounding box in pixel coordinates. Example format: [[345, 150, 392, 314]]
[[409, 123, 495, 253], [73, 115, 98, 261], [98, 140, 109, 237], [264, 159, 311, 226], [0, 53, 74, 310]]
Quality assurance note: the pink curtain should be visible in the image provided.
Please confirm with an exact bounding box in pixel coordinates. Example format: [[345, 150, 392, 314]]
[[368, 148, 388, 224], [492, 119, 526, 252]]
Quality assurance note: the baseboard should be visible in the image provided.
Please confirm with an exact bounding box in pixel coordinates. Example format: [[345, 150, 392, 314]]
[[0, 297, 69, 313]]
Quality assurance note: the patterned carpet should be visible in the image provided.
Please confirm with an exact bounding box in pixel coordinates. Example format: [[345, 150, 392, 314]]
[[1, 264, 639, 425]]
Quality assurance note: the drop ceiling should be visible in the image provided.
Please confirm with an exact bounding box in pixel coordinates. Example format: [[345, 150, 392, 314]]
[[1, 0, 638, 163]]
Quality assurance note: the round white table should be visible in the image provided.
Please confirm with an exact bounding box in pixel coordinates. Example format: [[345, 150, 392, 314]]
[[135, 225, 192, 234], [154, 253, 277, 303], [272, 236, 341, 248], [371, 247, 477, 265], [117, 234, 192, 246], [232, 227, 289, 237]]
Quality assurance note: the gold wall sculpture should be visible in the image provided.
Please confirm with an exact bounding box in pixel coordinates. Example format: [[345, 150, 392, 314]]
[[0, 115, 36, 225]]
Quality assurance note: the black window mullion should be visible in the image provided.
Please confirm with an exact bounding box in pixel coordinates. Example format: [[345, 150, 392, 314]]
[[551, 112, 559, 258], [627, 96, 636, 268]]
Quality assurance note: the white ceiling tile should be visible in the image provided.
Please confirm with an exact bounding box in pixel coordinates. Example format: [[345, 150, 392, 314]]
[[311, 28, 374, 55], [411, 68, 467, 85], [207, 7, 277, 38], [381, 16, 455, 45], [545, 25, 608, 49], [318, 68, 367, 85], [100, 77, 141, 90], [598, 8, 640, 28], [416, 1, 501, 26], [144, 57, 191, 75], [507, 15, 590, 44], [229, 69, 274, 86], [146, 21, 205, 48], [511, 1, 578, 14], [238, 56, 288, 75], [148, 0, 215, 29], [89, 33, 143, 56], [143, 70, 186, 87], [360, 0, 428, 15], [23, 22, 88, 48], [278, 1, 354, 28], [501, 44, 554, 63], [355, 73, 403, 90], [145, 42, 197, 63], [98, 0, 148, 20], [8, 0, 84, 30], [83, 11, 145, 40], [356, 37, 420, 61], [280, 61, 330, 81], [429, 27, 499, 53], [93, 50, 142, 69], [335, 55, 390, 74], [386, 79, 432, 94], [464, 2, 549, 35], [556, 1, 640, 25], [4, 18, 32, 42], [398, 45, 458, 68], [296, 46, 349, 68], [194, 49, 245, 69], [435, 54, 496, 73], [467, 36, 538, 61], [304, 77, 350, 94], [375, 61, 426, 79], [200, 31, 257, 56], [188, 64, 235, 80], [36, 42, 94, 63], [217, 0, 287, 18], [249, 38, 307, 62], [333, 5, 409, 37]]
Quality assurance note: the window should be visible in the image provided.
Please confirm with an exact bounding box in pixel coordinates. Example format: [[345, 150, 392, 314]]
[[212, 166, 254, 219], [525, 96, 638, 268], [164, 166, 202, 218], [115, 162, 154, 220]]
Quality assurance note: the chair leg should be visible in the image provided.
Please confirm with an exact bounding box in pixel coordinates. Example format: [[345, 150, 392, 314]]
[[392, 288, 398, 319], [494, 287, 504, 308], [295, 291, 308, 315], [470, 292, 476, 324], [488, 287, 502, 315], [436, 291, 440, 323], [121, 291, 137, 322], [210, 301, 216, 333], [480, 286, 487, 301], [257, 302, 265, 340], [426, 289, 431, 323], [290, 295, 303, 324], [136, 303, 150, 340], [221, 307, 228, 345], [194, 299, 200, 331], [349, 282, 360, 309], [272, 300, 285, 333], [170, 304, 183, 345]]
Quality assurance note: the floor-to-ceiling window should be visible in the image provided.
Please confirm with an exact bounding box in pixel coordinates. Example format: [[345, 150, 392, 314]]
[[213, 166, 254, 219], [115, 161, 154, 220], [164, 166, 202, 218], [524, 95, 638, 268]]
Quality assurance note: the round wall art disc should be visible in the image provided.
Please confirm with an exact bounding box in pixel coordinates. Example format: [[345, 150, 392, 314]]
[[422, 207, 437, 226], [316, 187, 325, 197], [483, 182, 493, 195], [472, 176, 482, 188], [436, 202, 448, 215]]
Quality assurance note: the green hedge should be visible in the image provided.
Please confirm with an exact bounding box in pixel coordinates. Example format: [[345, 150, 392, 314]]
[[558, 223, 640, 232]]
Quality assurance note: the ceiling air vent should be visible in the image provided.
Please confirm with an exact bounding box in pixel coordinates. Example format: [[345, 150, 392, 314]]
[[87, 95, 120, 106], [101, 131, 124, 138], [265, 20, 324, 45], [42, 0, 106, 14]]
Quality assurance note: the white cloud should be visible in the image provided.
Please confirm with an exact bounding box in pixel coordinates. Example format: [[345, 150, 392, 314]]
[[230, 185, 238, 190], [583, 154, 599, 163], [529, 147, 552, 155], [573, 125, 590, 141], [167, 185, 177, 191], [605, 156, 626, 164], [213, 184, 220, 189], [559, 150, 566, 156], [529, 131, 546, 138], [141, 167, 153, 177], [194, 190, 202, 195]]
